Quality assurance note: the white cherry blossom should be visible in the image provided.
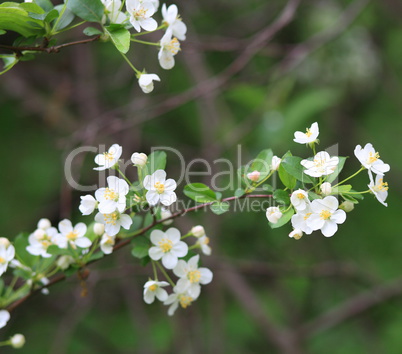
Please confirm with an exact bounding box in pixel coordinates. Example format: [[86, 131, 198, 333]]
[[290, 189, 309, 211], [196, 235, 211, 256], [164, 288, 195, 316], [0, 242, 15, 276], [0, 310, 10, 329], [138, 73, 160, 93], [148, 228, 188, 269], [56, 219, 91, 249], [94, 144, 122, 171], [95, 176, 129, 214], [143, 169, 177, 206], [306, 196, 346, 237], [293, 122, 319, 144], [37, 218, 51, 230], [126, 0, 157, 32], [291, 204, 314, 235], [26, 227, 59, 258], [266, 207, 282, 224], [143, 280, 169, 304], [173, 255, 213, 298], [289, 229, 303, 240], [102, 0, 127, 24], [271, 156, 282, 171], [95, 211, 133, 236], [301, 151, 339, 178], [131, 152, 148, 167], [10, 334, 25, 349], [368, 173, 389, 207], [158, 29, 180, 70], [354, 143, 390, 176], [247, 170, 260, 182], [191, 225, 205, 237], [79, 195, 98, 215], [100, 233, 116, 254], [320, 182, 332, 195], [162, 4, 187, 40]]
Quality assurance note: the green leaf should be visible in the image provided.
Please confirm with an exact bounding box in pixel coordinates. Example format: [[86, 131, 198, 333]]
[[0, 29, 6, 35], [105, 24, 130, 53], [273, 189, 290, 205], [66, 0, 104, 23], [308, 191, 321, 200], [210, 202, 229, 215], [13, 233, 38, 268], [47, 245, 74, 256], [88, 252, 104, 262], [35, 0, 54, 12], [184, 183, 217, 203], [0, 3, 45, 37], [281, 155, 315, 185], [53, 5, 75, 32], [332, 184, 352, 194], [146, 151, 167, 175], [269, 208, 295, 229], [120, 215, 143, 235], [262, 184, 274, 193], [234, 188, 245, 197], [250, 149, 273, 178], [131, 236, 150, 259], [83, 26, 103, 36], [341, 194, 359, 204], [0, 54, 19, 75], [326, 156, 347, 183], [45, 9, 59, 23]]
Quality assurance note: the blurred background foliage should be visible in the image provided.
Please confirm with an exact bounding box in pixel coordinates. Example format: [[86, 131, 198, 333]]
[[1, 0, 401, 353]]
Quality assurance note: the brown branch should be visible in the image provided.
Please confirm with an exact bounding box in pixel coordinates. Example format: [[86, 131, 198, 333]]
[[5, 193, 272, 312], [0, 36, 101, 54], [299, 276, 402, 337]]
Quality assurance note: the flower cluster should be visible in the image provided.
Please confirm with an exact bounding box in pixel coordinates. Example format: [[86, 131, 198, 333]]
[[264, 122, 390, 239]]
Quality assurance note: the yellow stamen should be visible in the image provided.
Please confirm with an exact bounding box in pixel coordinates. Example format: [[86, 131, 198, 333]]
[[103, 152, 114, 162], [305, 128, 312, 137], [167, 37, 180, 54], [66, 231, 78, 240], [0, 257, 5, 264], [41, 240, 51, 248], [297, 193, 305, 199], [104, 212, 119, 225], [154, 182, 165, 194], [374, 178, 388, 192], [368, 152, 379, 164], [188, 270, 201, 283], [179, 295, 193, 309], [303, 212, 312, 220], [320, 210, 332, 220], [149, 284, 157, 292], [158, 238, 173, 253], [203, 237, 210, 245], [104, 188, 118, 201]]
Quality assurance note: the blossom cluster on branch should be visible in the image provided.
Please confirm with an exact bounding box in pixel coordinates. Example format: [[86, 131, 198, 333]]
[[0, 122, 390, 349]]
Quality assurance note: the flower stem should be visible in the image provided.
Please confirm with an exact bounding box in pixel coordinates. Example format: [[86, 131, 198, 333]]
[[131, 24, 167, 37], [120, 52, 141, 75], [117, 168, 132, 186], [333, 167, 365, 188], [130, 38, 160, 46], [152, 260, 158, 281], [155, 262, 175, 287]]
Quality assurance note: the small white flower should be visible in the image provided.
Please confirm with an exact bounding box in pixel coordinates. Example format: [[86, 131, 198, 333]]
[[289, 229, 303, 240], [131, 152, 148, 167], [354, 143, 390, 176], [56, 219, 92, 249], [79, 195, 98, 215], [164, 288, 195, 316], [266, 207, 282, 224], [100, 233, 116, 254], [306, 196, 346, 237], [93, 223, 105, 236], [368, 174, 389, 207], [158, 29, 180, 70], [94, 144, 122, 171], [161, 208, 173, 225], [0, 310, 10, 329], [0, 242, 15, 276], [290, 189, 309, 211], [191, 225, 205, 238], [95, 211, 133, 236], [148, 228, 188, 269], [301, 151, 339, 178], [293, 122, 319, 144], [0, 237, 10, 248], [37, 218, 51, 230], [26, 227, 59, 258], [126, 0, 157, 32], [95, 176, 129, 214], [102, 0, 127, 24], [320, 182, 332, 195], [247, 170, 260, 182], [162, 4, 187, 41], [56, 255, 75, 270], [291, 204, 314, 235], [143, 170, 177, 206], [143, 280, 169, 304], [196, 235, 211, 256], [138, 73, 160, 93], [271, 156, 282, 171], [173, 255, 213, 299], [10, 334, 25, 349]]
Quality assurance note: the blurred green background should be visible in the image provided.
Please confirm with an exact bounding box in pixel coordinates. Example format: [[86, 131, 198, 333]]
[[1, 0, 401, 353]]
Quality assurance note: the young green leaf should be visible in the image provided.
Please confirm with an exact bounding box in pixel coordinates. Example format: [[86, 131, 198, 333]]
[[184, 183, 217, 203], [131, 236, 150, 259], [273, 189, 290, 205], [66, 0, 104, 23], [250, 149, 273, 177], [105, 25, 130, 53], [210, 202, 229, 215], [325, 156, 347, 183], [281, 155, 315, 185], [83, 26, 103, 36], [146, 151, 167, 175], [53, 5, 75, 32]]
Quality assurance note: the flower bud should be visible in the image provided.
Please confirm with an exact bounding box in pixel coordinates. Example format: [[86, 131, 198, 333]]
[[138, 73, 160, 94], [37, 218, 51, 230], [33, 229, 46, 240], [131, 152, 148, 167], [266, 207, 282, 224], [320, 182, 332, 196], [0, 237, 11, 248], [271, 156, 282, 171], [93, 223, 105, 236], [289, 229, 303, 240], [191, 225, 205, 237], [339, 200, 354, 212], [246, 170, 260, 182], [10, 334, 25, 349], [56, 255, 75, 270], [161, 208, 173, 225]]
